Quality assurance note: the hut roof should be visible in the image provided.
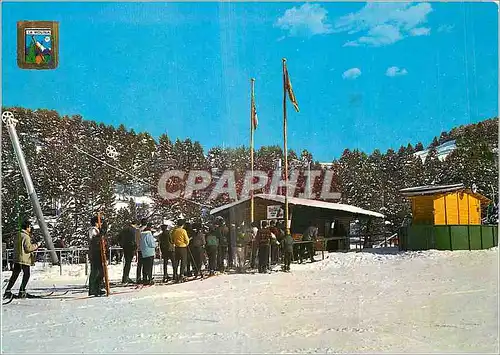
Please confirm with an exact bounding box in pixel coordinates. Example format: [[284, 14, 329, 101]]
[[399, 184, 490, 204], [210, 194, 385, 219]]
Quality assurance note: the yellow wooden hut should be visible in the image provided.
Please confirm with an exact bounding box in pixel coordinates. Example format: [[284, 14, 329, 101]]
[[400, 183, 490, 225]]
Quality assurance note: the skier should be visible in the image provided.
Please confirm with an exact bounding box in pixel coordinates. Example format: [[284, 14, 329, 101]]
[[171, 219, 190, 282], [269, 221, 280, 265], [216, 220, 229, 272], [276, 221, 286, 263], [205, 225, 219, 276], [282, 232, 294, 272], [88, 216, 106, 297], [139, 222, 156, 285], [118, 221, 138, 284], [228, 223, 237, 268], [159, 224, 176, 282], [184, 222, 194, 277], [250, 221, 259, 269], [190, 222, 205, 278], [235, 223, 249, 273], [301, 222, 318, 263], [256, 220, 272, 273], [135, 219, 146, 283], [3, 218, 40, 299]]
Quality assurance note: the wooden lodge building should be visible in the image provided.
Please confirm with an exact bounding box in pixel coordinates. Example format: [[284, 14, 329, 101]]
[[210, 194, 384, 251]]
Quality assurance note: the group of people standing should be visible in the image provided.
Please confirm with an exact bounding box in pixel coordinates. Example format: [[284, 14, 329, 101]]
[[1, 215, 319, 299], [114, 217, 318, 289]]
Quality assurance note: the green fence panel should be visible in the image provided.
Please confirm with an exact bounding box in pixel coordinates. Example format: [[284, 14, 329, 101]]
[[481, 226, 495, 249], [403, 225, 497, 251], [450, 226, 470, 250], [434, 226, 451, 250], [469, 226, 482, 250], [407, 225, 433, 250]]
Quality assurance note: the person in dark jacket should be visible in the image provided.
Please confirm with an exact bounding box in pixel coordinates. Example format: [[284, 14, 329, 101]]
[[217, 221, 229, 272], [228, 223, 237, 268], [3, 218, 40, 299], [301, 223, 318, 263], [256, 220, 272, 273], [190, 223, 205, 277], [269, 221, 280, 265], [88, 216, 106, 297], [282, 233, 294, 272], [159, 224, 176, 282], [184, 222, 194, 277], [205, 225, 218, 276], [118, 221, 138, 284]]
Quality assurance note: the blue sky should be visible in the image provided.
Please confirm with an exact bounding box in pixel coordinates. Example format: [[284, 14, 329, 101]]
[[2, 2, 498, 162]]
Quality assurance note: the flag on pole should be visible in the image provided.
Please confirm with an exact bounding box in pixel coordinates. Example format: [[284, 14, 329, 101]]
[[284, 62, 299, 112], [251, 86, 258, 130]]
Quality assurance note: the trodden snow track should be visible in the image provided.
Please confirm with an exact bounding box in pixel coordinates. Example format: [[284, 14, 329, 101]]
[[2, 248, 498, 353]]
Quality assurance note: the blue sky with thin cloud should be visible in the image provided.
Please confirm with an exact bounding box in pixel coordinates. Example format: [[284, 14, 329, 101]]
[[2, 2, 498, 161]]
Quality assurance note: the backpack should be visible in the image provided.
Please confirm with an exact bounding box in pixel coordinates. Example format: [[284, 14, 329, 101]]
[[206, 234, 219, 247]]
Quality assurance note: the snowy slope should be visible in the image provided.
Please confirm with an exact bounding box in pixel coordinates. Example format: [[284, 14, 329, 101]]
[[2, 248, 498, 353], [114, 193, 154, 212], [414, 140, 456, 162]]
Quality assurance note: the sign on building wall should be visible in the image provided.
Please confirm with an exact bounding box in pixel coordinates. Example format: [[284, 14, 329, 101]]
[[267, 205, 284, 219], [17, 21, 59, 69]]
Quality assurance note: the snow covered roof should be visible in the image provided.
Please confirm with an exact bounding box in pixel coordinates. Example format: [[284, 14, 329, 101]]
[[400, 184, 490, 204], [400, 183, 465, 196], [210, 194, 384, 219]]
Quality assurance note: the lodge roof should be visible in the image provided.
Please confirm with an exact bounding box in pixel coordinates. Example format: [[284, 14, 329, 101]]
[[209, 194, 385, 219]]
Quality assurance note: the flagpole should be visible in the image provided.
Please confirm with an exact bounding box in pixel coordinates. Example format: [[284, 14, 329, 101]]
[[250, 78, 255, 224], [282, 58, 290, 236]]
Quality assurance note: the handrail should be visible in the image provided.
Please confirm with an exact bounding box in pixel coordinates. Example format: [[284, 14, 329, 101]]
[[373, 233, 399, 248]]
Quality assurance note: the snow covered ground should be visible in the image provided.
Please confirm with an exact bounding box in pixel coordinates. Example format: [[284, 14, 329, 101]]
[[2, 248, 498, 353]]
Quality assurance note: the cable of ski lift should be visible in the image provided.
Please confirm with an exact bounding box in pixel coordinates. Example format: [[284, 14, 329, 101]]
[[72, 145, 213, 208]]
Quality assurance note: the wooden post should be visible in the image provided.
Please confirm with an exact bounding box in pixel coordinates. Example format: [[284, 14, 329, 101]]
[[98, 212, 110, 296], [282, 59, 290, 235]]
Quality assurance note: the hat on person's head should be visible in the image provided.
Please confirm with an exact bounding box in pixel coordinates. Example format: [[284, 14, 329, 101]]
[[20, 217, 32, 231]]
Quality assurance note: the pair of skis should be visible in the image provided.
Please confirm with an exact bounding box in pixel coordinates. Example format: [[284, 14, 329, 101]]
[[2, 289, 70, 305]]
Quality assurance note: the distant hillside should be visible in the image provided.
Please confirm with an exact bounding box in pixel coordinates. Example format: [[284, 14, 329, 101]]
[[414, 140, 457, 162]]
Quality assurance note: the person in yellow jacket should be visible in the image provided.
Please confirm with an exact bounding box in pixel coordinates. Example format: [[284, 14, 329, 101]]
[[170, 219, 190, 282], [4, 218, 40, 299]]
